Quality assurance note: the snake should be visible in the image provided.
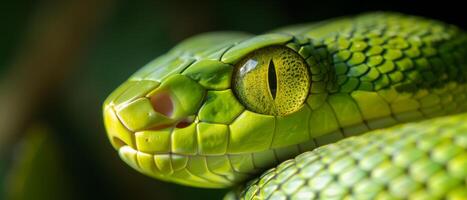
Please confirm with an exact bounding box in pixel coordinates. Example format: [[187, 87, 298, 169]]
[[102, 12, 467, 199]]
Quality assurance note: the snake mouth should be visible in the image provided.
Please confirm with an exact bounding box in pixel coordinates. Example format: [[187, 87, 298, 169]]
[[116, 145, 254, 188], [104, 105, 246, 188], [103, 106, 135, 150], [112, 137, 128, 149], [104, 97, 408, 188], [105, 103, 326, 188], [103, 103, 193, 149]]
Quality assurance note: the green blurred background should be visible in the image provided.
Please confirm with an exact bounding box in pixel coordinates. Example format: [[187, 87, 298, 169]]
[[0, 0, 465, 199]]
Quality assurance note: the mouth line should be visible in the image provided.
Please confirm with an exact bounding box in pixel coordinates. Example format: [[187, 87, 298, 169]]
[[110, 107, 356, 159], [116, 144, 255, 188], [113, 131, 345, 157], [109, 101, 383, 162], [117, 144, 245, 157], [108, 103, 196, 148], [112, 137, 129, 149], [108, 101, 397, 188]]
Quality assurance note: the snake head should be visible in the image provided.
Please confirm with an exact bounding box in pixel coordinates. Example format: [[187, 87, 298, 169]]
[[103, 31, 337, 188], [103, 12, 467, 193]]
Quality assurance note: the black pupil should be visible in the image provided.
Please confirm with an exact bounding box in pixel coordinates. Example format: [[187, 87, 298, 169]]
[[268, 59, 277, 99]]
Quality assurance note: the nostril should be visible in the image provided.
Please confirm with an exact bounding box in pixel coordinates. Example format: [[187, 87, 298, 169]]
[[150, 92, 173, 117]]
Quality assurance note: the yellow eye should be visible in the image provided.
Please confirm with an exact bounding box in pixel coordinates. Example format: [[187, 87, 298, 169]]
[[233, 46, 310, 116]]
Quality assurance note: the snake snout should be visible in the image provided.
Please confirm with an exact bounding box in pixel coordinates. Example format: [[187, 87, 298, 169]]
[[103, 107, 135, 149]]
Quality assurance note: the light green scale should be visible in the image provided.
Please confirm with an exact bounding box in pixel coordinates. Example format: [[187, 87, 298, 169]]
[[103, 12, 467, 198]]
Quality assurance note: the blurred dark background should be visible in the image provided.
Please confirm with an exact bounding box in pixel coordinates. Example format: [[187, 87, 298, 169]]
[[0, 0, 465, 199]]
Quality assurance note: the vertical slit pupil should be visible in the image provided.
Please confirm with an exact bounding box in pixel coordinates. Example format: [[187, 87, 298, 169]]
[[268, 59, 277, 99]]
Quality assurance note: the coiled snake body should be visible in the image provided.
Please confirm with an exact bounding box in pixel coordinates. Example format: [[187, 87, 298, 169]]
[[103, 12, 467, 199]]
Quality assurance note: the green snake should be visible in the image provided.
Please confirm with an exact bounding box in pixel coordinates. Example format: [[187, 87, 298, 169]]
[[102, 12, 467, 199]]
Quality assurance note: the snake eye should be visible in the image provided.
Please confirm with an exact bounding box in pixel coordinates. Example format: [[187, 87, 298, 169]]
[[233, 46, 310, 116]]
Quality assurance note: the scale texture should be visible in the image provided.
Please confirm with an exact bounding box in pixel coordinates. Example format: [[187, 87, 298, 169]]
[[237, 113, 467, 199], [102, 12, 467, 199]]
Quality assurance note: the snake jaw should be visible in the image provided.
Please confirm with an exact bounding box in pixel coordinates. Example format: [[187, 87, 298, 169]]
[[104, 103, 246, 188]]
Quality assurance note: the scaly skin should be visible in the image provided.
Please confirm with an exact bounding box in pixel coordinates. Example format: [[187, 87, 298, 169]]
[[102, 12, 467, 197], [235, 113, 467, 199]]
